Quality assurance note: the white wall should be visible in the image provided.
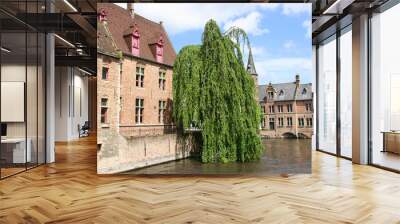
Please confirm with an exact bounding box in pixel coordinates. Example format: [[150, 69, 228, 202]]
[[55, 67, 89, 141]]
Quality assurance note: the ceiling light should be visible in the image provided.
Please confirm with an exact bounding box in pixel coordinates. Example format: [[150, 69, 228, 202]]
[[63, 0, 78, 12], [54, 34, 75, 48], [1, 47, 11, 53]]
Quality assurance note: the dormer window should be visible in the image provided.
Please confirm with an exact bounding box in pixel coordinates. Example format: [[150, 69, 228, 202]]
[[131, 24, 140, 56], [267, 91, 274, 99], [155, 35, 164, 63], [302, 88, 307, 94], [99, 9, 107, 22], [124, 24, 140, 56], [279, 90, 284, 96]]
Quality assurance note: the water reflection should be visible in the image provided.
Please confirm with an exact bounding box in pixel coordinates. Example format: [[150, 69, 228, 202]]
[[124, 138, 311, 175]]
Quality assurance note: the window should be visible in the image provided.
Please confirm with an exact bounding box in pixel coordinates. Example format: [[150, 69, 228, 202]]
[[136, 66, 144, 87], [261, 117, 265, 128], [340, 27, 352, 158], [298, 118, 304, 127], [279, 90, 284, 96], [278, 105, 283, 113], [370, 5, 400, 170], [306, 118, 313, 127], [306, 103, 313, 112], [101, 98, 108, 123], [102, 66, 109, 80], [159, 70, 166, 90], [278, 117, 284, 127], [269, 118, 275, 130], [267, 91, 274, 99], [262, 105, 265, 113], [135, 98, 144, 124], [287, 104, 293, 112], [269, 105, 274, 113], [159, 100, 166, 123], [119, 97, 123, 123], [287, 117, 293, 127], [318, 35, 337, 154], [302, 88, 307, 94]]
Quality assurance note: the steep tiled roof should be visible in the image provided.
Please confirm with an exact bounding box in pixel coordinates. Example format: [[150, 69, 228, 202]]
[[258, 82, 312, 102], [97, 3, 176, 66]]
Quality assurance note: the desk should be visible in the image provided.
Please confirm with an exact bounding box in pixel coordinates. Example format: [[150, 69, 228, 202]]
[[1, 138, 31, 163], [382, 131, 400, 154]]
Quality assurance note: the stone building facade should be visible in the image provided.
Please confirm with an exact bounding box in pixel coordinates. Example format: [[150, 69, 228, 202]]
[[258, 75, 313, 138], [96, 4, 191, 174]]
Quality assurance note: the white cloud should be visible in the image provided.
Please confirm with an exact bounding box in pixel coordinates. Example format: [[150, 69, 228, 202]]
[[255, 57, 312, 84], [251, 46, 266, 56], [283, 40, 295, 49], [282, 4, 311, 16], [302, 20, 311, 38], [223, 12, 269, 36], [118, 3, 278, 35]]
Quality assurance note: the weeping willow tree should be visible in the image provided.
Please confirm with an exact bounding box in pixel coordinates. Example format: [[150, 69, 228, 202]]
[[173, 45, 201, 130], [173, 20, 262, 163]]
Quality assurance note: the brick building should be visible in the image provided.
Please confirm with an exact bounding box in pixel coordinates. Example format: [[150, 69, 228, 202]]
[[96, 4, 189, 173], [97, 3, 176, 144], [258, 75, 313, 138]]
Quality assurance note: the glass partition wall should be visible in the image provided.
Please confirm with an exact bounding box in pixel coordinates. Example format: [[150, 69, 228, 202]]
[[370, 3, 400, 171], [317, 35, 337, 155], [339, 26, 352, 159], [0, 1, 46, 179], [316, 25, 353, 159]]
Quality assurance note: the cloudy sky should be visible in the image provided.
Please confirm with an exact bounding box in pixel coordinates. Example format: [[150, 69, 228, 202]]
[[115, 3, 312, 85]]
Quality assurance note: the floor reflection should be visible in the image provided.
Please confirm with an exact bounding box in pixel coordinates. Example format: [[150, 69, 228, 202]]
[[373, 151, 400, 171]]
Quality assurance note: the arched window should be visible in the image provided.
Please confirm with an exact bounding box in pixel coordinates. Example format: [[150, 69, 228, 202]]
[[302, 88, 307, 94], [279, 90, 284, 96]]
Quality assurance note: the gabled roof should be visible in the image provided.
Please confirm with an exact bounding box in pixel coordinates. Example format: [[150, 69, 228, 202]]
[[258, 82, 312, 102], [97, 3, 176, 66]]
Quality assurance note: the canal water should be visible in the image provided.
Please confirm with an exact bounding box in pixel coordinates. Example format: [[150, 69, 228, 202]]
[[124, 138, 311, 175]]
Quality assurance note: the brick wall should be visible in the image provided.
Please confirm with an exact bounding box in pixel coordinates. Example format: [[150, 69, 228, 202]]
[[260, 99, 313, 138], [120, 57, 173, 126], [97, 53, 186, 174]]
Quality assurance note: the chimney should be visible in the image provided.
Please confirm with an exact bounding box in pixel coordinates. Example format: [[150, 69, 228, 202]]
[[295, 74, 300, 86], [99, 9, 107, 22], [127, 3, 134, 19]]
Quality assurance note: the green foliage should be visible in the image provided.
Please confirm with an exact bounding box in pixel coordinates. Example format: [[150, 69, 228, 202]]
[[173, 45, 201, 130], [224, 26, 251, 62], [173, 19, 262, 163]]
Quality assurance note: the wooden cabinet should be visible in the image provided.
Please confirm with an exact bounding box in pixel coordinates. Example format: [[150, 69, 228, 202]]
[[382, 132, 400, 154]]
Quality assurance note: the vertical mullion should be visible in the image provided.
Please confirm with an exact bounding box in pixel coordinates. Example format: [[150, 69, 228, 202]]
[[367, 11, 373, 165], [44, 0, 48, 164], [25, 0, 28, 171], [0, 22, 2, 179], [315, 45, 318, 150], [36, 0, 39, 167], [336, 27, 341, 157]]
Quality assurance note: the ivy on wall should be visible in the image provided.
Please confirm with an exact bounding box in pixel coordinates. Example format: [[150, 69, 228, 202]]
[[173, 20, 262, 163]]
